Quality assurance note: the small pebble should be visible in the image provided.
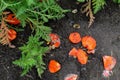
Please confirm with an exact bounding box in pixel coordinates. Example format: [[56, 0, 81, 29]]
[[72, 9, 78, 14], [73, 24, 80, 29], [7, 66, 9, 69]]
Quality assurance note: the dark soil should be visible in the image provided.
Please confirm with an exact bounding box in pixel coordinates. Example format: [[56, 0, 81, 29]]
[[0, 0, 120, 80]]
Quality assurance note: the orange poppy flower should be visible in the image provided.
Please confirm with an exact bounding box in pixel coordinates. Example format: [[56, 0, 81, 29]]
[[6, 14, 20, 25], [48, 60, 61, 73], [82, 36, 96, 51], [69, 32, 81, 44], [77, 49, 88, 64], [49, 33, 60, 48], [69, 47, 78, 58], [64, 74, 78, 80], [8, 29, 17, 41], [103, 55, 116, 71]]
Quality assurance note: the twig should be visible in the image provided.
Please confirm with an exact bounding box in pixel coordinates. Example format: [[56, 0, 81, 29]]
[[81, 0, 95, 28], [0, 14, 16, 48]]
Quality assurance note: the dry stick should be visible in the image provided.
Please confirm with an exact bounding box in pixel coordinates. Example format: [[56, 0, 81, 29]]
[[88, 0, 95, 28], [0, 15, 15, 48], [81, 0, 95, 28], [2, 11, 10, 15]]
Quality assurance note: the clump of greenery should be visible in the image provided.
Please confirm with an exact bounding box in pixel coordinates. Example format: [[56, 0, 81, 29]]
[[13, 25, 52, 77], [0, 0, 68, 77], [77, 0, 120, 27], [0, 0, 68, 27]]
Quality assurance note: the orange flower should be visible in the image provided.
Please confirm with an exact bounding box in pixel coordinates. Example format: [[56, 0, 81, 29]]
[[8, 29, 17, 41], [103, 55, 116, 71], [82, 36, 96, 52], [69, 47, 78, 58], [49, 33, 60, 48], [69, 32, 81, 44], [6, 14, 20, 25], [77, 49, 88, 64], [48, 60, 61, 73]]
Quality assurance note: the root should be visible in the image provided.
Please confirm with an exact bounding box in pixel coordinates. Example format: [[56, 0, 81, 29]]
[[81, 0, 95, 28]]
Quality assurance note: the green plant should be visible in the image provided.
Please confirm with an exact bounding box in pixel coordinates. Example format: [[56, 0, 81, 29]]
[[0, 0, 68, 77], [0, 0, 68, 27], [77, 0, 120, 27], [13, 25, 52, 77]]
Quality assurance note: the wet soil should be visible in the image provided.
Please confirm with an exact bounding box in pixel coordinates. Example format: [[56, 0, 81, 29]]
[[0, 0, 120, 80]]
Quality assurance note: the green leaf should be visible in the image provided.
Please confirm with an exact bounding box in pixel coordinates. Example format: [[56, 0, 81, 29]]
[[26, 0, 35, 6], [16, 6, 26, 17], [36, 25, 52, 41], [42, 16, 48, 22], [92, 0, 106, 14], [6, 0, 67, 78]]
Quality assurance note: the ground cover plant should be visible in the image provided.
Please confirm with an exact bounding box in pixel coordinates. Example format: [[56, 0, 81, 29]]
[[0, 0, 68, 77], [0, 0, 120, 80]]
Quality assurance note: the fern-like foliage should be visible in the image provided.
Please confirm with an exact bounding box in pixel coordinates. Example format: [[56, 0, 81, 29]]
[[0, 0, 67, 77], [35, 25, 52, 41], [92, 0, 106, 14], [13, 25, 51, 77], [0, 0, 68, 27]]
